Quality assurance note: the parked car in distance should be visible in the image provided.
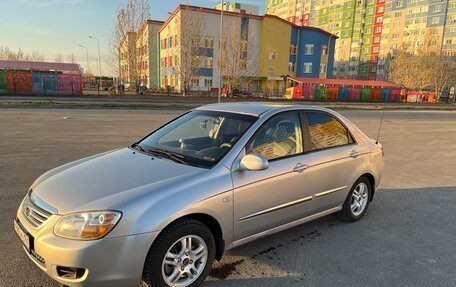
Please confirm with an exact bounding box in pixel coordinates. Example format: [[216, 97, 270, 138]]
[[14, 103, 384, 287]]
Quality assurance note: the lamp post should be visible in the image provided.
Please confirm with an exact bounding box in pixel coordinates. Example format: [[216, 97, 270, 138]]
[[218, 1, 228, 103], [89, 36, 102, 95], [78, 44, 90, 74], [325, 32, 338, 79]]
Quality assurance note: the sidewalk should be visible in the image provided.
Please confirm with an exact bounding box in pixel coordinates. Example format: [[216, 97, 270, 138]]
[[0, 94, 455, 110]]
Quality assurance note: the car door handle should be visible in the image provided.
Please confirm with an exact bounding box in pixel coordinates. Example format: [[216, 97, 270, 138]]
[[350, 150, 359, 158], [293, 163, 310, 173]]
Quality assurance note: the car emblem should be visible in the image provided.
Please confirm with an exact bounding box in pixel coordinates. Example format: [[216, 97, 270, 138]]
[[25, 205, 31, 217]]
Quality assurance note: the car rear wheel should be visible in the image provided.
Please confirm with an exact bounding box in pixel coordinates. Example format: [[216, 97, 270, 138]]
[[141, 218, 215, 287], [338, 177, 371, 222]]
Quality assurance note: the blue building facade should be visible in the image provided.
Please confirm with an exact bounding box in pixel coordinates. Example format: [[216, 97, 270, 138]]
[[295, 28, 336, 79]]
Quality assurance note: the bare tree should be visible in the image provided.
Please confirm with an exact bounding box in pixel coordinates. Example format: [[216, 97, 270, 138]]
[[428, 55, 456, 101], [389, 40, 432, 92], [221, 15, 257, 96], [0, 46, 45, 61], [390, 31, 456, 101], [168, 7, 206, 96], [54, 53, 64, 63], [107, 0, 150, 80], [66, 53, 76, 64]]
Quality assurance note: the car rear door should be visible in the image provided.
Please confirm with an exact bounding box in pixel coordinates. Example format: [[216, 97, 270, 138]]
[[301, 111, 363, 212]]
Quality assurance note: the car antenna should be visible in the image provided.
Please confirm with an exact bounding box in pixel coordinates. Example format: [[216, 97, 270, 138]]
[[376, 109, 385, 144]]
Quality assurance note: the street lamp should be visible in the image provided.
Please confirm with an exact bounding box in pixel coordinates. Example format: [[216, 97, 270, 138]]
[[78, 44, 90, 74], [218, 1, 228, 103], [325, 32, 339, 79], [89, 36, 102, 95]]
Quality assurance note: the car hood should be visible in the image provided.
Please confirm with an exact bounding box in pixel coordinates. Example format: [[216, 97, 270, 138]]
[[31, 148, 205, 214]]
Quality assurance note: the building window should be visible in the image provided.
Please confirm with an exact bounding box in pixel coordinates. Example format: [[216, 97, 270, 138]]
[[368, 8, 374, 15], [192, 56, 199, 67], [365, 27, 372, 34], [204, 77, 213, 87], [289, 62, 295, 72], [375, 26, 382, 33], [374, 36, 381, 43], [377, 6, 384, 13], [432, 17, 440, 24], [303, 62, 312, 73], [373, 46, 380, 53], [320, 63, 326, 74], [321, 44, 328, 55], [395, 1, 402, 8], [269, 52, 276, 60], [205, 36, 214, 48], [206, 57, 213, 68], [304, 44, 314, 55], [290, 44, 296, 54], [376, 16, 383, 23], [268, 67, 274, 76], [191, 77, 199, 87], [433, 5, 441, 13]]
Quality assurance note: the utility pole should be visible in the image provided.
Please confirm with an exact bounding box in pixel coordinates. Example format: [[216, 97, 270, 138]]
[[78, 44, 90, 74], [218, 1, 226, 103], [89, 36, 102, 95]]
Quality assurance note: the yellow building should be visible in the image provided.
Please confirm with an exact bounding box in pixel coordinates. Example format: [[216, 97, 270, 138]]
[[258, 15, 293, 94], [136, 20, 164, 89], [119, 32, 137, 88]]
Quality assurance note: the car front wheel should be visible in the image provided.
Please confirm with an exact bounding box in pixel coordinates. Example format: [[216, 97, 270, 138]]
[[141, 218, 215, 287]]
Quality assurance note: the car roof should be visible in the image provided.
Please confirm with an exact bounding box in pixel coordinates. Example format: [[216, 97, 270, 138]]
[[195, 102, 330, 117]]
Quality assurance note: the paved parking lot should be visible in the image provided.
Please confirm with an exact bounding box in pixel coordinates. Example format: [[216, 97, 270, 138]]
[[0, 108, 455, 287]]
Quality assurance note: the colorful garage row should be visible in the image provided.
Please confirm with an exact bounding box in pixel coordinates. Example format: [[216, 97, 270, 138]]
[[285, 77, 404, 102], [0, 61, 83, 95]]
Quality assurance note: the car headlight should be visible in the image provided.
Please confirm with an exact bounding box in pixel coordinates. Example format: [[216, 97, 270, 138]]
[[54, 211, 121, 240]]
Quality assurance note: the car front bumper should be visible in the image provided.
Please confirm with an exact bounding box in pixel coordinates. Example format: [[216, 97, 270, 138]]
[[15, 201, 159, 287]]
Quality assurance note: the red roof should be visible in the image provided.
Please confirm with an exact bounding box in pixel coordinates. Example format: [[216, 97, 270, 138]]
[[290, 77, 400, 88], [0, 60, 80, 72]]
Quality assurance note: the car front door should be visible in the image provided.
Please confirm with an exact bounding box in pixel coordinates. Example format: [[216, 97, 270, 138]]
[[231, 111, 317, 242]]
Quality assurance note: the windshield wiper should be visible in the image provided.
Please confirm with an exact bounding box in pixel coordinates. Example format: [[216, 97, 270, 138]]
[[130, 142, 146, 152], [148, 148, 187, 164]]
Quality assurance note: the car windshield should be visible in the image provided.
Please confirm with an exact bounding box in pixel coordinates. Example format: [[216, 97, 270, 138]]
[[134, 110, 257, 168]]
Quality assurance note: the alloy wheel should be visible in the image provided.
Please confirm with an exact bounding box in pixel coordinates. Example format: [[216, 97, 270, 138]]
[[161, 235, 208, 287], [350, 182, 369, 216]]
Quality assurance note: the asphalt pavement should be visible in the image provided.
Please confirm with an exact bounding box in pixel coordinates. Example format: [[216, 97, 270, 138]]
[[0, 108, 455, 287]]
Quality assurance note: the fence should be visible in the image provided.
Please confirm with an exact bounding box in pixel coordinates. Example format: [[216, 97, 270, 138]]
[[0, 69, 83, 95]]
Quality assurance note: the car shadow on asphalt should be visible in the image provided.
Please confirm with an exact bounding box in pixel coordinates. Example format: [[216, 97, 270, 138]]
[[205, 186, 456, 287]]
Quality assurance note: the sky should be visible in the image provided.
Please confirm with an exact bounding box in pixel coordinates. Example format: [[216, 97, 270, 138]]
[[0, 0, 265, 76]]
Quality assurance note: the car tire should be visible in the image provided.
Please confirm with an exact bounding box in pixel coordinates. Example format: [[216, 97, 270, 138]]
[[338, 176, 372, 222], [141, 218, 215, 287]]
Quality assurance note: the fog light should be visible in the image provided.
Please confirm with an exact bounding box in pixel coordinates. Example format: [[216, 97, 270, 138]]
[[56, 266, 86, 279]]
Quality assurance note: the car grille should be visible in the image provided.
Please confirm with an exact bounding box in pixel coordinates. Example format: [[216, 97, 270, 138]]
[[22, 192, 54, 228]]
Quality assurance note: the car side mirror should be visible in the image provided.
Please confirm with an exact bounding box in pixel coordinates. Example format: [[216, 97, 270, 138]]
[[239, 153, 269, 171]]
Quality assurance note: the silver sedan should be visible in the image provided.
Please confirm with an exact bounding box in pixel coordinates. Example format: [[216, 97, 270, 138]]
[[14, 103, 384, 287]]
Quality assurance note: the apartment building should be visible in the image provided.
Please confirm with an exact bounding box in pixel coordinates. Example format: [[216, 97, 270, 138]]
[[157, 4, 336, 94], [215, 2, 260, 14], [266, 0, 456, 80], [119, 32, 137, 87], [136, 20, 164, 89]]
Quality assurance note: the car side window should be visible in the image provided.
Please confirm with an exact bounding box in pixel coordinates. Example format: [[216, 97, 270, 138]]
[[305, 112, 353, 151], [246, 112, 303, 161]]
